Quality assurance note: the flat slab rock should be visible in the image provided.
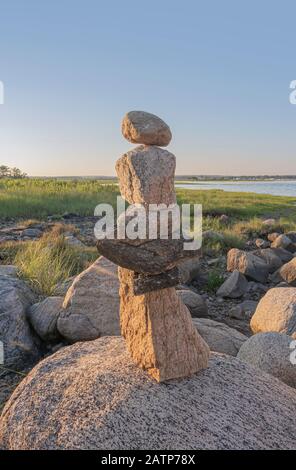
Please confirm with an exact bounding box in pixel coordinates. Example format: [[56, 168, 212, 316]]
[[131, 267, 179, 295], [1, 337, 296, 450], [97, 234, 199, 275]]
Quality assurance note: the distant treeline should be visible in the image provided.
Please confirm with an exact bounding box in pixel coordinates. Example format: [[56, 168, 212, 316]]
[[27, 175, 296, 182], [0, 165, 27, 179]]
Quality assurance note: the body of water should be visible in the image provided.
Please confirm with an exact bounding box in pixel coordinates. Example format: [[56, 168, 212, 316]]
[[176, 180, 296, 197]]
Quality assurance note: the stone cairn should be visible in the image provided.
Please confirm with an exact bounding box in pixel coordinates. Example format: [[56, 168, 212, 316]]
[[97, 111, 210, 382]]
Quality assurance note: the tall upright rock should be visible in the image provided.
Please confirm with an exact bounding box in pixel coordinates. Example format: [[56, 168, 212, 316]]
[[118, 268, 209, 382], [97, 111, 209, 382]]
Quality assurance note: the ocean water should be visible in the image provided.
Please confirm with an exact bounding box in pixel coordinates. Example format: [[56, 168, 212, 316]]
[[175, 180, 296, 197]]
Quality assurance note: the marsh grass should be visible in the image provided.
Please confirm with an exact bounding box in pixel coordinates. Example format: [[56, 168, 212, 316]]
[[0, 178, 296, 220], [177, 188, 296, 219], [0, 241, 22, 264], [231, 217, 296, 237], [202, 228, 245, 256], [1, 225, 97, 296], [0, 178, 119, 218], [0, 179, 295, 294]]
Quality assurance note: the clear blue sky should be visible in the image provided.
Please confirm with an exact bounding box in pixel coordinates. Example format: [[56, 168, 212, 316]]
[[0, 0, 295, 176]]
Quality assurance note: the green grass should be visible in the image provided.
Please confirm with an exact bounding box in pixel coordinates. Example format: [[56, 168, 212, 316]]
[[177, 188, 296, 220], [202, 231, 245, 256], [0, 178, 296, 220], [0, 178, 119, 219], [0, 178, 296, 293], [205, 269, 225, 293], [231, 217, 296, 236], [1, 224, 98, 296]]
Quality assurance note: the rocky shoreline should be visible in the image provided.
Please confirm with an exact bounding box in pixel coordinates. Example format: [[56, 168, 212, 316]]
[[0, 111, 295, 449]]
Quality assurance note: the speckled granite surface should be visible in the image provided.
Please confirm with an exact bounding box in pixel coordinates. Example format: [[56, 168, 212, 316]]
[[0, 336, 295, 450]]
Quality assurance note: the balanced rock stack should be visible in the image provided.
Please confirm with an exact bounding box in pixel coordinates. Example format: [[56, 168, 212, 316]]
[[97, 111, 209, 382]]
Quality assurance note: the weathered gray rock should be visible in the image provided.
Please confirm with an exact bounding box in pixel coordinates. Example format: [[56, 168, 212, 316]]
[[57, 257, 120, 342], [121, 111, 172, 146], [64, 235, 85, 248], [250, 287, 296, 338], [62, 212, 79, 220], [1, 337, 296, 450], [255, 239, 270, 249], [275, 258, 296, 286], [229, 300, 258, 320], [203, 230, 224, 242], [177, 289, 208, 317], [216, 270, 248, 298], [97, 232, 198, 275], [177, 256, 201, 283], [193, 318, 247, 356], [0, 265, 18, 277], [275, 282, 292, 288], [271, 234, 293, 250], [130, 268, 179, 295], [237, 332, 296, 388], [116, 145, 176, 205], [272, 247, 293, 263], [0, 275, 40, 371], [27, 297, 63, 342], [52, 277, 75, 296], [227, 249, 269, 283], [254, 248, 283, 273], [247, 281, 268, 294], [286, 231, 296, 243], [20, 228, 42, 239]]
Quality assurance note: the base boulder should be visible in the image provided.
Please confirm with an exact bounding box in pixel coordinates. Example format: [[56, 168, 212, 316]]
[[1, 337, 296, 450]]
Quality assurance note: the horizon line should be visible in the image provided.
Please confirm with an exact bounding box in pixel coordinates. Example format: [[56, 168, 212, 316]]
[[26, 174, 296, 179]]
